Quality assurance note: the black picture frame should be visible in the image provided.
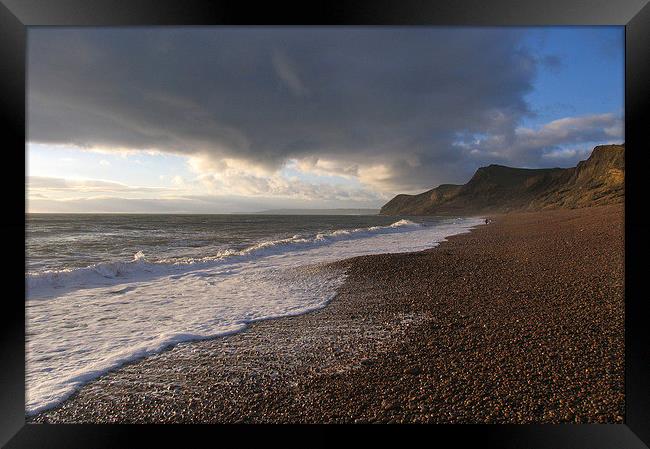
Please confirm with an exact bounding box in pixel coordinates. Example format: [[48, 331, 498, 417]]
[[2, 1, 649, 447]]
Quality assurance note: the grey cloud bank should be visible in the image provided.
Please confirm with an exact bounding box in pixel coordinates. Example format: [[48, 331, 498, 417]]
[[28, 28, 622, 196]]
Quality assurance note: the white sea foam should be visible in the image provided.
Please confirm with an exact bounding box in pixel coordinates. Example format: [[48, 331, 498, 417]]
[[25, 217, 483, 415], [26, 218, 421, 298]]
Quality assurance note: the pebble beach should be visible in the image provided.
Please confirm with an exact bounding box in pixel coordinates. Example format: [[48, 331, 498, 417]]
[[30, 205, 624, 424]]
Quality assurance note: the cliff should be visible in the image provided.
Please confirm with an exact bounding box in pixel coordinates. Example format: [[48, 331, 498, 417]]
[[380, 144, 624, 216]]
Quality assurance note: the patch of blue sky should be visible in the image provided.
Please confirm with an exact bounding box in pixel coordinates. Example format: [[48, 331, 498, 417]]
[[520, 26, 624, 127]]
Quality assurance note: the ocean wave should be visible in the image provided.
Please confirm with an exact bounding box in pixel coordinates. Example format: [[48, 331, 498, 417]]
[[25, 216, 484, 414], [26, 219, 420, 298]]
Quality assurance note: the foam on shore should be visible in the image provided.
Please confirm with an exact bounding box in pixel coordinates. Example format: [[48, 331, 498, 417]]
[[26, 217, 483, 415]]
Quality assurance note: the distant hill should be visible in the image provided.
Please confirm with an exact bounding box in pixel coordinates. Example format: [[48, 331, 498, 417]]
[[255, 208, 379, 215], [380, 144, 624, 216]]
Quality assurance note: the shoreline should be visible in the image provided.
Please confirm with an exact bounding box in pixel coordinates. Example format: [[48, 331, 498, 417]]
[[25, 216, 481, 417], [30, 205, 624, 423]]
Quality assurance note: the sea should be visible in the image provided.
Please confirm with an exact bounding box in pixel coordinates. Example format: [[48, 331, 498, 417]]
[[25, 213, 483, 415]]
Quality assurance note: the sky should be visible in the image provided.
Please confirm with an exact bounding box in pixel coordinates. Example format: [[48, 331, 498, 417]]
[[26, 27, 624, 213]]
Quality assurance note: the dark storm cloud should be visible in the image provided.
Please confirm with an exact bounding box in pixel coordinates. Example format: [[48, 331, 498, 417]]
[[28, 28, 614, 193]]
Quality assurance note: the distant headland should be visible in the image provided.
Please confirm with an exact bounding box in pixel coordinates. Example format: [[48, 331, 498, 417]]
[[255, 208, 379, 215], [380, 144, 624, 216]]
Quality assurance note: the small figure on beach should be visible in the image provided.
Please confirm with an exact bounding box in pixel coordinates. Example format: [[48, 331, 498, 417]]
[[485, 218, 490, 225]]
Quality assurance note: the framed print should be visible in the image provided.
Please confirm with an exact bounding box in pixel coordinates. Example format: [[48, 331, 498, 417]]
[[1, 0, 649, 447]]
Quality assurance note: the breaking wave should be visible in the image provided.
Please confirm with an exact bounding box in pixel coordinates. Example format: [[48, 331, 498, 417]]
[[26, 219, 420, 298]]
